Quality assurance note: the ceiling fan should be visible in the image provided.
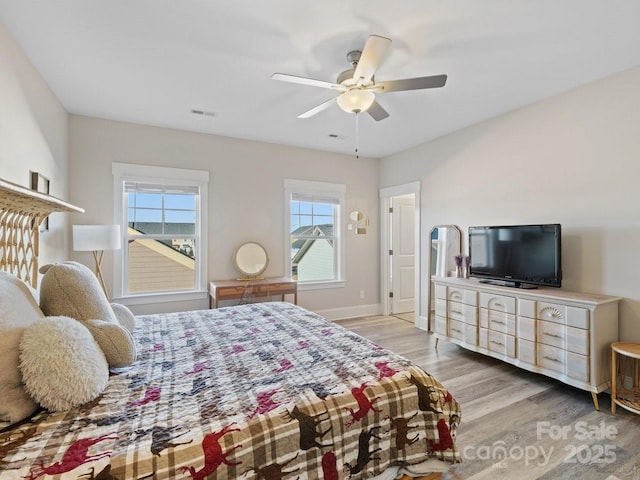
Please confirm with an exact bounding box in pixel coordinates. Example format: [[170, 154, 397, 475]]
[[272, 34, 447, 121]]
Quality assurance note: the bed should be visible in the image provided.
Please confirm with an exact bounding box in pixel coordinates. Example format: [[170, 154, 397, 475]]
[[0, 178, 461, 479]]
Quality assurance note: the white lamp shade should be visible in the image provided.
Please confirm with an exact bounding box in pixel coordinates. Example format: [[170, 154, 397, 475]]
[[336, 89, 375, 114], [73, 225, 121, 251]]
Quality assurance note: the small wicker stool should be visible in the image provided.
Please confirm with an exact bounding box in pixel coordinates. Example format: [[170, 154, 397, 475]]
[[611, 342, 640, 414]]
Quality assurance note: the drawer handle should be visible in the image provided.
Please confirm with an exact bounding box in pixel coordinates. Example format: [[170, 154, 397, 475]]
[[451, 328, 463, 334], [490, 340, 504, 346], [491, 320, 506, 325], [451, 310, 463, 315], [543, 332, 562, 339], [543, 355, 561, 363], [494, 302, 504, 308]]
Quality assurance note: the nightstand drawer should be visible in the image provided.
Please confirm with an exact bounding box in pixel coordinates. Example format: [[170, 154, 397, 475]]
[[216, 285, 250, 299]]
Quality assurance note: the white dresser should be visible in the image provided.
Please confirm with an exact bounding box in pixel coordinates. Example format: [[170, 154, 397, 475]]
[[432, 276, 621, 409]]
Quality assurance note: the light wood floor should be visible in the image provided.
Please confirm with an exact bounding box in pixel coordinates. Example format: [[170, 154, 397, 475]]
[[336, 315, 640, 480]]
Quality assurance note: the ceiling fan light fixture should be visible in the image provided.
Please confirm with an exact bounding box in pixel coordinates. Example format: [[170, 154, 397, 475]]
[[336, 89, 375, 114]]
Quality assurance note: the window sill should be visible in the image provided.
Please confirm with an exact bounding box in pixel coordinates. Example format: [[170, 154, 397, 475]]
[[297, 280, 345, 291], [113, 290, 208, 306]]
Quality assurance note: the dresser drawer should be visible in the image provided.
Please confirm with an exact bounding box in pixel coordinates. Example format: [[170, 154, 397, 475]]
[[479, 328, 516, 357], [538, 344, 589, 382], [480, 309, 515, 335], [433, 315, 447, 336], [449, 319, 466, 341], [448, 301, 478, 325], [538, 344, 565, 374], [480, 292, 516, 314], [435, 284, 448, 300], [449, 320, 478, 345], [518, 298, 536, 319], [537, 320, 589, 355], [447, 287, 478, 306], [518, 338, 536, 365], [435, 298, 447, 318], [537, 302, 589, 329], [517, 316, 535, 342]]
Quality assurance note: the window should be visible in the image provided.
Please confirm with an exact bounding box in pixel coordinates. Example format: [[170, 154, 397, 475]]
[[284, 179, 345, 287], [112, 163, 208, 301]]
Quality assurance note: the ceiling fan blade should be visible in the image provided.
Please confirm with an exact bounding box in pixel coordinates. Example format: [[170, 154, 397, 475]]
[[298, 97, 336, 119], [353, 35, 391, 85], [272, 73, 346, 91], [373, 74, 447, 93], [367, 100, 390, 121]]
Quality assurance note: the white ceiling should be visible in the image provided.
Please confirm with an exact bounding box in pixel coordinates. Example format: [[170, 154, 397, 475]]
[[1, 1, 639, 159]]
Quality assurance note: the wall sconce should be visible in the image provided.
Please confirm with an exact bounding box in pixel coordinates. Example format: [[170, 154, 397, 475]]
[[72, 224, 121, 297], [348, 210, 370, 235]]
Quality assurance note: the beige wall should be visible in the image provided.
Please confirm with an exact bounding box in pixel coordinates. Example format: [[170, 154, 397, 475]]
[[69, 116, 380, 316], [380, 66, 640, 342], [0, 23, 70, 266]]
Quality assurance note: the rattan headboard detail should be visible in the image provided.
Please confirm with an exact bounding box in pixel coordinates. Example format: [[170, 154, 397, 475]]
[[0, 178, 83, 287]]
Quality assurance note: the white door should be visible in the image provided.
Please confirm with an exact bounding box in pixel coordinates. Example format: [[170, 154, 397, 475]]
[[390, 195, 415, 314]]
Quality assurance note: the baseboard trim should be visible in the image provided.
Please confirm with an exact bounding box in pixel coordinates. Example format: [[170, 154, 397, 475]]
[[315, 303, 382, 321]]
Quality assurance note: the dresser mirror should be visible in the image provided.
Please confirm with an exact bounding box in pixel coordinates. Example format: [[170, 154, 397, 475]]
[[427, 225, 462, 329], [234, 242, 269, 279]]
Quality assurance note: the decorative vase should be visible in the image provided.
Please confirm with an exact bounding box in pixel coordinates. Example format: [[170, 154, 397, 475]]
[[455, 266, 463, 278], [462, 256, 470, 279]]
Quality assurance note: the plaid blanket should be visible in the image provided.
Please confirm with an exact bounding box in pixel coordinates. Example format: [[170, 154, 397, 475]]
[[1, 302, 460, 479]]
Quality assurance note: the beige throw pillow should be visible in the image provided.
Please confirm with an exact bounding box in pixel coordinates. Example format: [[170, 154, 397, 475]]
[[39, 262, 137, 368], [40, 262, 116, 323], [85, 319, 137, 368], [0, 272, 42, 425]]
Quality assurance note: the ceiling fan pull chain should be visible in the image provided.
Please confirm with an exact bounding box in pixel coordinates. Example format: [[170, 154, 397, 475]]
[[355, 112, 359, 159]]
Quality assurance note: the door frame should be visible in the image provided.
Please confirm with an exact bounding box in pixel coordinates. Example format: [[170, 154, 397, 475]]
[[379, 182, 421, 325]]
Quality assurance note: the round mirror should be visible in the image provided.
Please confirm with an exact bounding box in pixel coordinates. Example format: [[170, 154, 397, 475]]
[[233, 242, 268, 278]]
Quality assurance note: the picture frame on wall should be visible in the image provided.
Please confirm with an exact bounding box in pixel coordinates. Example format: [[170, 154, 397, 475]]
[[30, 171, 50, 231]]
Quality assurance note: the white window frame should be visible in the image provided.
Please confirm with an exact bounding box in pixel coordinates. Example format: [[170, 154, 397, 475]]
[[112, 162, 209, 304], [284, 179, 345, 290]]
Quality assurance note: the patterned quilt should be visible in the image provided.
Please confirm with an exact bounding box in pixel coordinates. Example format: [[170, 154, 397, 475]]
[[1, 302, 460, 479]]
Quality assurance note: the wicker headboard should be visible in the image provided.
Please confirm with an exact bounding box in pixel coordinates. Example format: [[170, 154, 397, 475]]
[[0, 178, 83, 287]]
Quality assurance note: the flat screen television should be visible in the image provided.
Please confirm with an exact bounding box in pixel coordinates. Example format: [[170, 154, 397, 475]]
[[468, 224, 562, 288]]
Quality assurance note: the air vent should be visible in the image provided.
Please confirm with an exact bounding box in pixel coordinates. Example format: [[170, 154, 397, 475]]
[[191, 109, 216, 117]]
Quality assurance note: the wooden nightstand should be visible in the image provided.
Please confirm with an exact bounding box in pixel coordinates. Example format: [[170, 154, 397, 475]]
[[209, 277, 297, 309], [611, 342, 640, 414]]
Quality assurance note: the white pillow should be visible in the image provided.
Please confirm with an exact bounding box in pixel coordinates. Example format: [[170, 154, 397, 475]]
[[19, 316, 109, 412], [0, 272, 42, 425]]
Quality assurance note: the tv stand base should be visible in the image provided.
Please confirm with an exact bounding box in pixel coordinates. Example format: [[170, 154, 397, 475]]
[[478, 279, 538, 289]]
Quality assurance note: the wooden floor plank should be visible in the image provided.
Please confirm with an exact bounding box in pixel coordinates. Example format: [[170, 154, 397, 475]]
[[336, 315, 640, 480]]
